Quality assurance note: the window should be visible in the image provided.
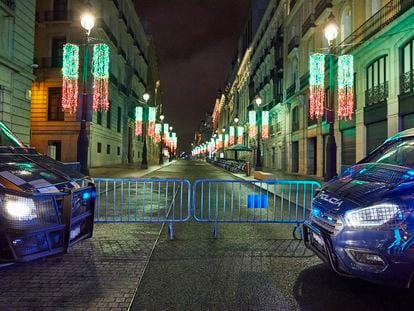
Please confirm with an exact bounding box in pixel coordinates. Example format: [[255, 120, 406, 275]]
[[117, 107, 122, 133], [107, 144, 111, 154], [97, 111, 102, 125], [48, 87, 64, 121], [97, 142, 102, 153], [107, 104, 111, 129], [117, 146, 121, 156], [366, 56, 388, 105], [401, 38, 414, 94], [51, 37, 66, 67], [292, 106, 300, 132]]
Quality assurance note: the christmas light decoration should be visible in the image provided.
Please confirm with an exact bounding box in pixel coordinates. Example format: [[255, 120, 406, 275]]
[[309, 53, 325, 119], [164, 123, 169, 143], [62, 44, 79, 113], [249, 111, 256, 138], [229, 126, 235, 145], [92, 43, 110, 111], [262, 111, 269, 140], [154, 123, 162, 143], [224, 134, 229, 148], [135, 106, 143, 136], [237, 126, 244, 144], [337, 54, 354, 120], [147, 107, 156, 137]]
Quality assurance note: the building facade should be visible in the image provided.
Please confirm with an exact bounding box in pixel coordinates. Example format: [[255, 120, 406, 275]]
[[0, 0, 36, 145], [31, 0, 160, 167], [216, 0, 414, 178]]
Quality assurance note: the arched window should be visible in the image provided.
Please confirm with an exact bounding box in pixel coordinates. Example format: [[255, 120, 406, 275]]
[[340, 7, 352, 42], [292, 106, 300, 132], [366, 55, 388, 105], [401, 37, 414, 94]]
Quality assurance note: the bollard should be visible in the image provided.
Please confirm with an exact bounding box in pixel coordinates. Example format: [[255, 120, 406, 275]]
[[245, 161, 251, 176]]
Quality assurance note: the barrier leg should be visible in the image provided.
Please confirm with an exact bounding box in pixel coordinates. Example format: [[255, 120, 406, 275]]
[[168, 222, 175, 241], [292, 223, 303, 240], [213, 222, 218, 239]]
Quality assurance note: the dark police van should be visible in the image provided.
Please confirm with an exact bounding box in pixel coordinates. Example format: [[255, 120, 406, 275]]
[[304, 129, 414, 288], [0, 122, 95, 265]]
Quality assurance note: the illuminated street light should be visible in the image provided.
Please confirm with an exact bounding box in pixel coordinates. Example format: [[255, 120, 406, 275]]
[[80, 12, 95, 36], [255, 96, 262, 107], [159, 114, 165, 121], [324, 13, 338, 47], [234, 117, 239, 124], [143, 92, 150, 103]]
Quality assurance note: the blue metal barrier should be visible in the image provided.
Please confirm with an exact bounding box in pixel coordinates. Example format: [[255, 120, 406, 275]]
[[192, 179, 321, 239], [92, 178, 191, 240]]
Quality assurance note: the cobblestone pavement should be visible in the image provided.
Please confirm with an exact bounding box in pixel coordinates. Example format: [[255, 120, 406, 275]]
[[0, 223, 163, 310]]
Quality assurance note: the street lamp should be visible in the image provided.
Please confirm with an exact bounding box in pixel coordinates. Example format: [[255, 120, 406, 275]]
[[140, 92, 150, 169], [159, 113, 165, 165], [169, 126, 173, 161], [234, 117, 239, 124], [325, 13, 339, 181], [77, 10, 95, 175], [255, 96, 263, 171]]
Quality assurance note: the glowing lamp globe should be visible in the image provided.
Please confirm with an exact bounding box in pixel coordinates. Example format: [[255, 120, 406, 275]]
[[143, 93, 150, 102], [234, 117, 239, 124], [255, 96, 262, 106], [81, 13, 95, 34], [160, 114, 165, 121], [324, 14, 338, 43]]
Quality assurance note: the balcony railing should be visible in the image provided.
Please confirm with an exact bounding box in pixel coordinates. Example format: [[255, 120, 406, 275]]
[[0, 0, 15, 10], [289, 0, 297, 11], [286, 83, 296, 99], [365, 82, 389, 106], [300, 72, 310, 90], [37, 10, 73, 22], [400, 70, 414, 94], [302, 14, 315, 36], [314, 0, 332, 20], [339, 0, 414, 53], [287, 36, 299, 54]]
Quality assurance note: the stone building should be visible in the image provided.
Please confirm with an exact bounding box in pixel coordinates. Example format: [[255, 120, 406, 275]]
[[31, 0, 160, 167], [0, 0, 36, 144]]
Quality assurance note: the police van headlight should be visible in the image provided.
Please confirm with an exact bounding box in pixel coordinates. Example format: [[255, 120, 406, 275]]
[[344, 203, 401, 228], [1, 194, 37, 221]]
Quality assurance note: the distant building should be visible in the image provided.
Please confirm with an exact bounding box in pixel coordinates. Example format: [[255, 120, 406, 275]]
[[217, 0, 414, 178], [0, 1, 36, 144], [31, 0, 160, 167]]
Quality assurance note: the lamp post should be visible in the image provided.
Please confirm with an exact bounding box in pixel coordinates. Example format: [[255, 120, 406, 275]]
[[324, 13, 339, 181], [255, 96, 263, 171], [140, 92, 150, 169], [169, 126, 173, 161], [159, 113, 164, 165], [77, 10, 95, 175]]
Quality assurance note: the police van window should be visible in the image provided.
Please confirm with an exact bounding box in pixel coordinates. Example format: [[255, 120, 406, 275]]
[[367, 138, 414, 167]]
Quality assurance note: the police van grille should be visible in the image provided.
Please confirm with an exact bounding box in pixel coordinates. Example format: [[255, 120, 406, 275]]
[[311, 205, 343, 235]]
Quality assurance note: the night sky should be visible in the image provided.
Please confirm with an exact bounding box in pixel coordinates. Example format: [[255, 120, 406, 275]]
[[136, 0, 249, 151]]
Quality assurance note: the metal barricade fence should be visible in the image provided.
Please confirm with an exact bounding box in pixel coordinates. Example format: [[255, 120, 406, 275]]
[[92, 178, 191, 240], [192, 179, 321, 238]]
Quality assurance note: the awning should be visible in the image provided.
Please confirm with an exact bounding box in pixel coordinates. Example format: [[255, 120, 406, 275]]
[[227, 144, 252, 152]]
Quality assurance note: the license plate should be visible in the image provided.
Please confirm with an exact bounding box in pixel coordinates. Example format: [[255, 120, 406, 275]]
[[70, 226, 81, 240], [312, 231, 325, 248]]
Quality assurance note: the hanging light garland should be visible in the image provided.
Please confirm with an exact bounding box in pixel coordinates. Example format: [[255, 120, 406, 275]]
[[224, 134, 229, 148], [92, 43, 110, 112], [237, 126, 244, 144], [135, 106, 143, 136], [147, 107, 156, 137], [249, 111, 256, 138], [229, 126, 235, 146], [337, 55, 354, 120], [154, 123, 161, 143], [164, 123, 169, 144], [262, 111, 269, 140], [62, 44, 79, 113], [309, 53, 325, 119]]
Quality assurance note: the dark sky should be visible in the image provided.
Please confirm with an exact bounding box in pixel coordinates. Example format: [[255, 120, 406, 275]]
[[135, 0, 250, 151]]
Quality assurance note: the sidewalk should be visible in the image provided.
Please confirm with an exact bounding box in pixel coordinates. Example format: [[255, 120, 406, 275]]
[[89, 160, 176, 178]]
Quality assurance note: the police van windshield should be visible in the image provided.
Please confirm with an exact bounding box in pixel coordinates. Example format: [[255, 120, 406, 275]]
[[363, 137, 414, 168], [0, 122, 26, 148]]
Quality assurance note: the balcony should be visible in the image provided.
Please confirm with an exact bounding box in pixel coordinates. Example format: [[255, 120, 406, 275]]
[[0, 0, 15, 10], [400, 70, 414, 94], [302, 14, 315, 37], [37, 10, 73, 22], [98, 18, 118, 48], [286, 83, 296, 99], [300, 72, 310, 90], [289, 0, 297, 12], [339, 0, 414, 53], [314, 0, 332, 21], [365, 82, 388, 106], [287, 36, 299, 54]]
